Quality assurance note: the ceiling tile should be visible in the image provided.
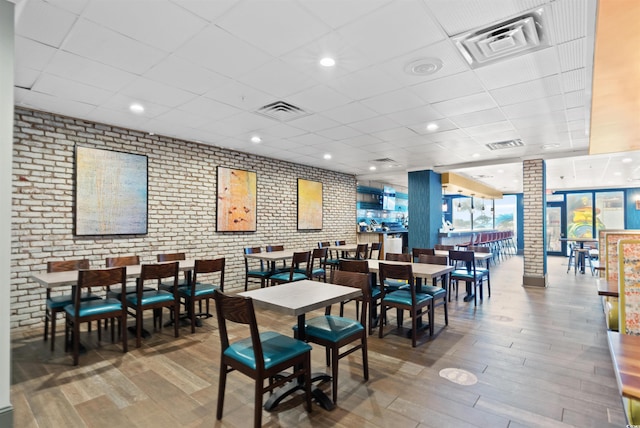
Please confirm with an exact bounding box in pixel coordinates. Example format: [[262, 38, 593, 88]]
[[169, 0, 237, 22], [300, 0, 392, 29], [204, 81, 273, 111], [501, 94, 565, 119], [119, 77, 198, 108], [31, 73, 112, 105], [14, 37, 57, 71], [387, 105, 444, 126], [287, 84, 353, 114], [349, 115, 400, 133], [14, 68, 40, 90], [15, 87, 96, 119], [320, 102, 380, 125], [557, 38, 586, 72], [412, 71, 485, 104], [100, 94, 171, 119], [216, 1, 330, 57], [316, 125, 361, 140], [490, 75, 562, 106], [144, 55, 232, 96], [360, 88, 426, 115], [287, 114, 341, 133], [431, 92, 498, 117], [236, 59, 318, 99], [561, 68, 586, 92], [327, 67, 403, 101], [178, 96, 242, 121], [449, 108, 507, 128], [474, 48, 560, 90], [15, 0, 77, 47], [371, 127, 418, 143]]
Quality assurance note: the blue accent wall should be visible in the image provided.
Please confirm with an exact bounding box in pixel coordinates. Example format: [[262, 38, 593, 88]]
[[516, 193, 524, 254], [626, 188, 640, 229], [408, 170, 442, 250]]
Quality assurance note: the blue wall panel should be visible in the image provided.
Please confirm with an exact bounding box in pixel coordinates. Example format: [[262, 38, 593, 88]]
[[408, 170, 442, 250]]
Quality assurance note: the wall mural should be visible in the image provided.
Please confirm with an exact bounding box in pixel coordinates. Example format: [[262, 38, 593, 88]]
[[297, 178, 323, 230], [75, 146, 148, 235]]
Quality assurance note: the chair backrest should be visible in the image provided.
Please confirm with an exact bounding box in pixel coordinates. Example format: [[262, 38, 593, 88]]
[[318, 241, 331, 248], [47, 259, 89, 273], [243, 247, 264, 270], [369, 242, 381, 259], [434, 244, 455, 251], [338, 259, 369, 273], [291, 251, 311, 277], [355, 243, 369, 260], [335, 240, 346, 246], [213, 290, 265, 370], [331, 270, 370, 326], [157, 252, 186, 262], [412, 248, 435, 262], [105, 255, 140, 267], [379, 263, 413, 287], [385, 252, 411, 262], [449, 250, 476, 272], [139, 262, 179, 297], [417, 254, 448, 265], [193, 258, 225, 291], [76, 267, 127, 307], [266, 245, 284, 252], [311, 247, 328, 267]]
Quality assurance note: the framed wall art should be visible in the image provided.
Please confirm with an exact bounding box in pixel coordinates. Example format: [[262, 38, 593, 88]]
[[216, 166, 257, 232], [75, 146, 148, 236], [297, 178, 323, 230]]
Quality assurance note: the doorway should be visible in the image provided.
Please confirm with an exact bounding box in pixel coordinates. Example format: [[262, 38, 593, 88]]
[[546, 202, 566, 256]]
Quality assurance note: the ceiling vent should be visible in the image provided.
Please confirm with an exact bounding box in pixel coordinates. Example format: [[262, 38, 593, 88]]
[[452, 7, 549, 68], [255, 101, 310, 122], [371, 158, 397, 163], [485, 139, 525, 151]]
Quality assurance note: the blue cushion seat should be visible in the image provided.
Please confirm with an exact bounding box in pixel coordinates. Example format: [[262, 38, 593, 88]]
[[107, 285, 154, 299], [247, 269, 271, 278], [126, 290, 174, 306], [384, 279, 408, 291], [269, 272, 307, 282], [64, 299, 122, 318], [224, 331, 312, 370], [178, 282, 217, 297], [47, 292, 100, 310], [295, 315, 363, 342], [420, 285, 446, 298], [158, 279, 189, 291], [312, 268, 325, 276], [382, 290, 432, 306]]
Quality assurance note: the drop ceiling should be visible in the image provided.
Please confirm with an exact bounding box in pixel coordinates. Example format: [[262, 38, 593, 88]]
[[9, 0, 639, 193]]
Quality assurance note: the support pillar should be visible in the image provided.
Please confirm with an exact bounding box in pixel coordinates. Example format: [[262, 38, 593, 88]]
[[408, 170, 442, 250], [522, 159, 548, 287]]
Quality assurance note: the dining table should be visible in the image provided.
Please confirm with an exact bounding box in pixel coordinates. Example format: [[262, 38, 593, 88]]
[[607, 331, 640, 407], [597, 279, 619, 297], [559, 237, 598, 274], [239, 279, 361, 411]]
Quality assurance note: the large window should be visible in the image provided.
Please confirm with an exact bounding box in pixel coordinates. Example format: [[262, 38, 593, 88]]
[[566, 193, 594, 238], [596, 191, 624, 234]]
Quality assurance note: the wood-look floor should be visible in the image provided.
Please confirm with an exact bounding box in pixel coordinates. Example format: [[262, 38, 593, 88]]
[[11, 256, 626, 427]]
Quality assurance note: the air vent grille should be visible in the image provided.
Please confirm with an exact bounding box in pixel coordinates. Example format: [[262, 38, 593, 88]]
[[485, 139, 525, 151], [255, 101, 310, 122], [453, 8, 548, 68], [371, 158, 397, 163]]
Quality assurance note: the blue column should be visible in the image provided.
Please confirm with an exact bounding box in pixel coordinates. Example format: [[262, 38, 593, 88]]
[[408, 170, 442, 250]]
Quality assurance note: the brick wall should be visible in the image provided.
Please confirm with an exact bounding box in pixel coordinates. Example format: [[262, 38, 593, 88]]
[[522, 159, 547, 286], [11, 108, 357, 329]]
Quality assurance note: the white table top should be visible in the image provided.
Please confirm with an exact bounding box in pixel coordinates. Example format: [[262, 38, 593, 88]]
[[32, 259, 196, 288], [244, 249, 300, 261], [434, 249, 492, 261], [238, 280, 361, 317], [366, 259, 453, 280]]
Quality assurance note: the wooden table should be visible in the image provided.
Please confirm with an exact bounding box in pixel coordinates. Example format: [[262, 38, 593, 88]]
[[239, 280, 361, 411], [598, 279, 619, 297], [366, 259, 453, 287], [607, 331, 640, 405]]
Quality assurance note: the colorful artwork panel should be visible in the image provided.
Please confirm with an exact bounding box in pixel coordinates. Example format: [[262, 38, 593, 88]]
[[297, 179, 322, 230], [216, 167, 257, 232]]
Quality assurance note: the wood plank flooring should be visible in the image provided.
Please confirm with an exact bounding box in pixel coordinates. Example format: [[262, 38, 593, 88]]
[[11, 256, 626, 427]]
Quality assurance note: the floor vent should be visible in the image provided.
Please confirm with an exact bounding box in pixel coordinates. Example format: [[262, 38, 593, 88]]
[[255, 101, 310, 122], [452, 7, 549, 68], [485, 139, 524, 151]]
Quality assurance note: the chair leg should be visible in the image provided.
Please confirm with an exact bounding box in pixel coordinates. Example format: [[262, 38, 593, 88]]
[[332, 345, 339, 404], [362, 335, 369, 381], [73, 320, 80, 366], [411, 309, 417, 347], [50, 311, 56, 351], [136, 310, 142, 348], [443, 295, 449, 325], [121, 314, 128, 353], [254, 377, 263, 428], [429, 302, 434, 336], [303, 353, 313, 413], [44, 309, 50, 341], [216, 364, 227, 420], [173, 304, 179, 338]]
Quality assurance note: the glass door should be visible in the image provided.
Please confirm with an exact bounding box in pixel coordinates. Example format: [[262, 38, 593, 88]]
[[546, 202, 566, 255]]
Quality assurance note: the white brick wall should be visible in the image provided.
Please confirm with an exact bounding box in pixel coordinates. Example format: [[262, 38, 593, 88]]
[[522, 159, 545, 280], [11, 108, 357, 329]]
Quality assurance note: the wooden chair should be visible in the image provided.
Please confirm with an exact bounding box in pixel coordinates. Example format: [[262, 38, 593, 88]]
[[213, 290, 312, 428], [449, 250, 489, 306], [157, 252, 189, 289], [339, 259, 379, 335], [179, 258, 225, 333], [416, 254, 449, 329], [105, 255, 146, 298], [412, 247, 435, 262], [64, 267, 128, 365], [44, 259, 100, 351], [434, 244, 455, 251], [243, 247, 271, 290], [269, 251, 310, 285], [126, 262, 180, 347], [310, 247, 328, 282], [294, 270, 369, 404], [266, 244, 288, 273], [378, 263, 433, 347], [368, 242, 382, 260], [383, 252, 411, 291], [318, 241, 340, 271], [345, 243, 368, 260]]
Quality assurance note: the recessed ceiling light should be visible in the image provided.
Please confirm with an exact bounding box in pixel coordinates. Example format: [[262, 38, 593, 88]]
[[323, 153, 332, 160], [622, 157, 633, 163], [320, 57, 335, 67], [369, 166, 376, 171], [426, 123, 439, 132], [472, 153, 480, 158], [542, 143, 560, 150], [250, 135, 261, 143], [497, 169, 504, 173], [129, 103, 145, 114]]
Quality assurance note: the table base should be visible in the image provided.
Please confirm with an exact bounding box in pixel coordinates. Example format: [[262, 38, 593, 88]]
[[264, 372, 334, 411]]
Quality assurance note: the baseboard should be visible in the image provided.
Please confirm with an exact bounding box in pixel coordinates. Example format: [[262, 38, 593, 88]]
[[0, 405, 13, 428], [523, 274, 548, 287]]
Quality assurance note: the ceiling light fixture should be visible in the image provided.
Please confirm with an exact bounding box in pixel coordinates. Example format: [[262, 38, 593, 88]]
[[320, 57, 336, 67], [250, 136, 261, 143], [623, 157, 633, 163], [323, 153, 332, 160], [404, 57, 443, 76], [472, 153, 480, 158], [129, 103, 145, 114], [426, 123, 439, 132], [369, 166, 376, 171]]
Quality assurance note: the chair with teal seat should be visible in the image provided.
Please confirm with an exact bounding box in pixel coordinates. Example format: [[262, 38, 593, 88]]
[[269, 251, 310, 286], [64, 266, 129, 365], [126, 262, 180, 347], [319, 241, 340, 271], [179, 258, 225, 333], [213, 290, 312, 428], [105, 255, 153, 299], [449, 250, 489, 306], [266, 244, 288, 273], [417, 254, 449, 329], [344, 243, 368, 260], [44, 259, 101, 352], [383, 252, 411, 291], [243, 247, 271, 290], [293, 270, 369, 404], [411, 247, 435, 262], [368, 242, 382, 260], [339, 259, 380, 335], [310, 247, 328, 282], [157, 252, 189, 289], [378, 262, 433, 347]]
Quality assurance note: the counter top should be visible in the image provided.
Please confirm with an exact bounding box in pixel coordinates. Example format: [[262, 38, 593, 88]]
[[357, 229, 407, 234]]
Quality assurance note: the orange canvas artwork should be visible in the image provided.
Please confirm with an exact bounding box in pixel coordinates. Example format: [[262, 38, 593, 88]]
[[298, 178, 322, 230], [216, 167, 257, 231]]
